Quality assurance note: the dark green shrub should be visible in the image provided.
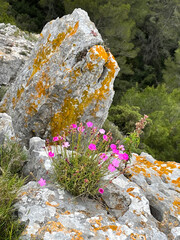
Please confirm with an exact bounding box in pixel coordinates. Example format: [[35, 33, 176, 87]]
[[108, 104, 142, 134]]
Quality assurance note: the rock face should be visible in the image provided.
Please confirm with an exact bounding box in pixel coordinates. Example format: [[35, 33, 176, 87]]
[[14, 136, 180, 240], [0, 23, 37, 86], [0, 113, 15, 145], [0, 9, 120, 146]]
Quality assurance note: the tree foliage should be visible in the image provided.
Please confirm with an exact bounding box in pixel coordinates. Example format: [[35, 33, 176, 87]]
[[112, 85, 180, 162]]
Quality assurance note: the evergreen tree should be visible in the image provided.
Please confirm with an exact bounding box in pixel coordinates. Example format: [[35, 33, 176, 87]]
[[0, 0, 15, 24], [163, 42, 180, 92]]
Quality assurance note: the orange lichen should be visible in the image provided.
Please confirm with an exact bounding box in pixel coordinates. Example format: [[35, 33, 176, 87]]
[[86, 62, 95, 72], [95, 45, 108, 61], [127, 156, 180, 182], [20, 191, 27, 196], [45, 201, 60, 208], [158, 196, 164, 201], [173, 198, 180, 215], [89, 216, 121, 235], [11, 86, 24, 109], [61, 210, 71, 215], [172, 177, 180, 188], [35, 71, 51, 98], [130, 233, 146, 240], [127, 188, 135, 193], [26, 102, 38, 116], [128, 193, 141, 200], [37, 220, 84, 239], [50, 47, 118, 136]]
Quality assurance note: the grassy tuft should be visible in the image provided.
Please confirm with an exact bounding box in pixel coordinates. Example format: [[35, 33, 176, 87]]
[[0, 140, 27, 239]]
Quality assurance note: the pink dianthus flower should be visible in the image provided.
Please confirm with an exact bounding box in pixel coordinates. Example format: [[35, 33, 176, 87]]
[[88, 143, 96, 151]]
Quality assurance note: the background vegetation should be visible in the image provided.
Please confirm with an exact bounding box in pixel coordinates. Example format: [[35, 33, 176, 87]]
[[0, 0, 179, 162]]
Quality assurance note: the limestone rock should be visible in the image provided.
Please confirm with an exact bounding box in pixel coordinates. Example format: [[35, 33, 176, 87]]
[[0, 9, 120, 146], [0, 23, 37, 86], [0, 113, 15, 145], [19, 137, 180, 239], [124, 153, 180, 239]]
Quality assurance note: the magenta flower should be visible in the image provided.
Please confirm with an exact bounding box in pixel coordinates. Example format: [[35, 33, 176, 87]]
[[99, 129, 105, 134], [112, 149, 119, 154], [100, 153, 108, 161], [110, 144, 117, 150], [53, 136, 59, 142], [77, 126, 85, 133], [123, 153, 129, 161], [88, 143, 96, 151], [112, 159, 120, 168], [38, 178, 46, 187], [103, 135, 108, 141], [86, 121, 93, 127], [48, 151, 55, 158], [98, 188, 104, 194], [108, 164, 116, 172], [62, 142, 70, 148], [118, 153, 129, 161], [70, 124, 77, 129]]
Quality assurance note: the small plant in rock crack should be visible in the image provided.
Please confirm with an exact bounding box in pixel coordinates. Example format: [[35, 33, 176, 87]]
[[45, 122, 130, 197], [123, 115, 149, 158]]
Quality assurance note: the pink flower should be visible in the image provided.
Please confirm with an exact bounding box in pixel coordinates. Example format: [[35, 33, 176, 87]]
[[122, 153, 129, 161], [103, 135, 108, 141], [99, 129, 105, 134], [108, 164, 116, 172], [70, 124, 77, 129], [118, 153, 129, 161], [100, 153, 108, 161], [53, 136, 59, 142], [98, 188, 104, 194], [62, 142, 70, 148], [77, 126, 85, 133], [88, 143, 96, 151], [38, 178, 46, 187], [112, 159, 120, 168], [86, 121, 93, 127], [118, 145, 125, 151], [48, 151, 55, 158], [84, 179, 89, 183], [110, 144, 117, 150], [112, 149, 119, 154]]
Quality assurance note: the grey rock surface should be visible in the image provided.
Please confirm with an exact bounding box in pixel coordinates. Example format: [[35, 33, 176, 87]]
[[0, 9, 120, 146], [0, 113, 15, 144], [0, 23, 37, 86]]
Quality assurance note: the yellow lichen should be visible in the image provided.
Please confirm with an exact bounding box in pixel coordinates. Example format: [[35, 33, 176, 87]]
[[26, 21, 79, 87]]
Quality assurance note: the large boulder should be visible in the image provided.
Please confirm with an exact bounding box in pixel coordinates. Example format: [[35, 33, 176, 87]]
[[0, 23, 37, 86], [0, 9, 120, 146]]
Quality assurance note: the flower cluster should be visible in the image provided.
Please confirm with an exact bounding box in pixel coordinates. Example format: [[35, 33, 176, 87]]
[[135, 114, 149, 136], [41, 122, 129, 197]]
